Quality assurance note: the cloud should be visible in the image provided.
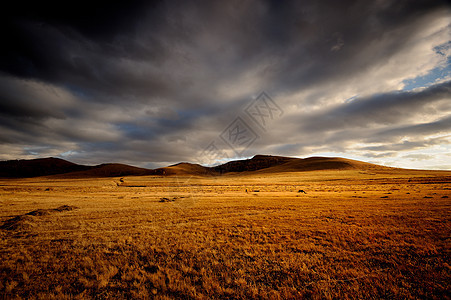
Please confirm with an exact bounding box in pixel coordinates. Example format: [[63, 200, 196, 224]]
[[297, 81, 450, 132], [402, 154, 434, 161], [0, 0, 450, 169]]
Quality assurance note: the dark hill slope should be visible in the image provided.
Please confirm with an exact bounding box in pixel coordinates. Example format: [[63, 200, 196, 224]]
[[57, 163, 153, 178], [0, 157, 90, 178], [0, 155, 400, 178], [213, 155, 295, 173], [151, 163, 215, 176], [0, 158, 153, 178]]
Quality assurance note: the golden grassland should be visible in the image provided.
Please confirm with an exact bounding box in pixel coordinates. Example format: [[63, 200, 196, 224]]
[[0, 169, 450, 299]]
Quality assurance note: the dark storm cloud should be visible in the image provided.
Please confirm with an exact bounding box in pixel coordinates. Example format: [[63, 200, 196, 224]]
[[361, 139, 443, 152], [2, 0, 447, 98], [268, 82, 450, 151], [0, 0, 450, 166], [0, 75, 70, 120], [260, 82, 450, 162], [298, 81, 451, 132], [255, 0, 450, 94], [368, 115, 451, 143]]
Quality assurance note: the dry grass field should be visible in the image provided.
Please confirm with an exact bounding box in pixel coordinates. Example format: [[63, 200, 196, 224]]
[[0, 168, 450, 299]]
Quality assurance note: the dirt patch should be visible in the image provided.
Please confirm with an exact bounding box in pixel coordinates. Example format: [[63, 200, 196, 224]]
[[159, 197, 176, 202], [159, 196, 186, 203], [0, 215, 36, 231], [26, 205, 78, 216], [26, 209, 52, 216], [1, 205, 79, 231], [54, 205, 78, 212]]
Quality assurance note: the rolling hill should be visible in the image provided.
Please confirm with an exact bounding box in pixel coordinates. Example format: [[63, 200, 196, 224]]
[[151, 163, 214, 176], [0, 158, 152, 178], [0, 157, 90, 178], [212, 155, 295, 173], [57, 163, 153, 178], [250, 156, 393, 173], [0, 154, 398, 178]]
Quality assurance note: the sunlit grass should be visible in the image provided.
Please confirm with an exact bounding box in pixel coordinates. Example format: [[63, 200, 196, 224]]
[[0, 170, 450, 299]]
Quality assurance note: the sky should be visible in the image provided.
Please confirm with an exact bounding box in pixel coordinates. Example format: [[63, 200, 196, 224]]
[[0, 0, 450, 169]]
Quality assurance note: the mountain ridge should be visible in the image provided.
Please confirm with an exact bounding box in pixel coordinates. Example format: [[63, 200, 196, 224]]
[[0, 157, 90, 178], [0, 154, 412, 178]]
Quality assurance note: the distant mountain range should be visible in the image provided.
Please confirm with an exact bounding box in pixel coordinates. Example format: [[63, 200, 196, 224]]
[[0, 155, 393, 178]]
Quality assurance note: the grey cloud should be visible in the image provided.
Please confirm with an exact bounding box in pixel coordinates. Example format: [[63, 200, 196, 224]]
[[297, 81, 450, 133], [360, 140, 442, 152], [402, 154, 434, 161], [254, 85, 450, 161], [3, 1, 448, 103], [362, 152, 398, 159], [0, 0, 450, 167], [367, 115, 451, 143], [0, 75, 72, 120]]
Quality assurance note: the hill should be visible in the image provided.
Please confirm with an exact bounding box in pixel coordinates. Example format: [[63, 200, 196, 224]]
[[0, 157, 90, 178], [145, 155, 396, 176], [151, 163, 214, 176], [210, 155, 393, 175], [58, 163, 153, 178], [0, 158, 153, 178], [0, 154, 403, 178], [252, 156, 392, 173], [212, 155, 295, 173]]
